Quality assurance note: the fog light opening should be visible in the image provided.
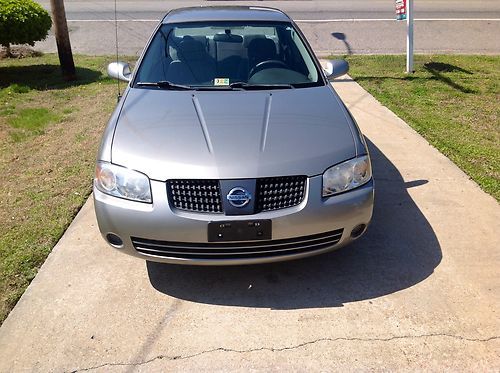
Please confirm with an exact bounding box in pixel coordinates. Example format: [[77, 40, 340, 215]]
[[350, 224, 367, 239], [106, 233, 123, 248]]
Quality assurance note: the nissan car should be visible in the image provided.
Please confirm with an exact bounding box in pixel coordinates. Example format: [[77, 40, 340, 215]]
[[94, 6, 374, 265]]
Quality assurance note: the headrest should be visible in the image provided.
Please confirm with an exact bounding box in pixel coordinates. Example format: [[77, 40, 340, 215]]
[[178, 36, 207, 60], [247, 38, 277, 59]]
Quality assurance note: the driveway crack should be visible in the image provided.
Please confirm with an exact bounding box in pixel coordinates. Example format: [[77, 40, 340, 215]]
[[70, 333, 499, 372]]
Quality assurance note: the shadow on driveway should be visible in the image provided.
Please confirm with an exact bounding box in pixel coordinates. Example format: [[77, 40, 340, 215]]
[[147, 139, 442, 309]]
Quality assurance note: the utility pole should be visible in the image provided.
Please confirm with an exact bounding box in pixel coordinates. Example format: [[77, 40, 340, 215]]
[[50, 0, 76, 80], [406, 0, 414, 73]]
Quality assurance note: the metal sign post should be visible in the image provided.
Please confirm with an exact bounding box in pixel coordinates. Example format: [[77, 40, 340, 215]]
[[395, 0, 414, 73], [406, 0, 414, 73]]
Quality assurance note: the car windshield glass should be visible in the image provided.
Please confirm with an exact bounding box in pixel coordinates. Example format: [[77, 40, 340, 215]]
[[134, 21, 323, 89]]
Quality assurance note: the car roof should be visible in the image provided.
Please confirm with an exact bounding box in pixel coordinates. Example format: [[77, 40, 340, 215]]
[[162, 6, 292, 24]]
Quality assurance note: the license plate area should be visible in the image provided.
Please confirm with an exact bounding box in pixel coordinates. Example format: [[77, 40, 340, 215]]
[[208, 220, 272, 242]]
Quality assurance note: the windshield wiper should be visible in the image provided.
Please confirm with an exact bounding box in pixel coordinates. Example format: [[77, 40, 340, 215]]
[[229, 82, 294, 90], [136, 81, 294, 91], [136, 81, 192, 90]]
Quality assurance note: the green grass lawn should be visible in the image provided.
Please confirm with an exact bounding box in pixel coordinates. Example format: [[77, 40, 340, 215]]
[[0, 54, 117, 323], [342, 55, 499, 201], [0, 53, 498, 325]]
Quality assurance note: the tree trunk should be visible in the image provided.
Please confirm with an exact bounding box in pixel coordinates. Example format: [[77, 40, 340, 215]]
[[49, 0, 76, 80], [2, 44, 12, 58]]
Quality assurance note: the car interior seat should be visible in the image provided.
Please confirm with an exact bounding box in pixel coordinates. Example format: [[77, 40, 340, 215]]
[[247, 38, 278, 72], [167, 36, 216, 84]]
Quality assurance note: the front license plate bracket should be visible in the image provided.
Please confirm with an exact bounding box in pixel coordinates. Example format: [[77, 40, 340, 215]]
[[208, 220, 272, 242]]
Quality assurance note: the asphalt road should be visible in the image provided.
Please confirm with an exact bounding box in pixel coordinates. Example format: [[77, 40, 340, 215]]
[[37, 0, 500, 20], [34, 0, 500, 55]]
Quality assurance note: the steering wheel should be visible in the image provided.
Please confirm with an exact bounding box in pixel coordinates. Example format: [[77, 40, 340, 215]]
[[249, 60, 288, 78]]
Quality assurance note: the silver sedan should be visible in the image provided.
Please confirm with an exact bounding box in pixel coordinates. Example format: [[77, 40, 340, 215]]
[[93, 6, 374, 265]]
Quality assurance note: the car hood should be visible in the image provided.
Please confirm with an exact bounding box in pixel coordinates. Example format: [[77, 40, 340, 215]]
[[112, 86, 356, 180]]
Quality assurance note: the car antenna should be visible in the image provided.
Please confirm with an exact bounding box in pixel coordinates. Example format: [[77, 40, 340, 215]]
[[114, 0, 121, 101]]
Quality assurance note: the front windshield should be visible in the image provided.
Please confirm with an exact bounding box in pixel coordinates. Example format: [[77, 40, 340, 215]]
[[134, 21, 323, 88]]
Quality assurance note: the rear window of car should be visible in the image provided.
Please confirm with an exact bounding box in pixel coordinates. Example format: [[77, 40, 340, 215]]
[[134, 21, 324, 88]]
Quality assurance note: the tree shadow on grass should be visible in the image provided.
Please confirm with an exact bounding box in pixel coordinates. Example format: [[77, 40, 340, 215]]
[[146, 138, 442, 310], [424, 62, 472, 74], [423, 62, 476, 93], [353, 62, 476, 94], [353, 75, 423, 83], [0, 64, 104, 90]]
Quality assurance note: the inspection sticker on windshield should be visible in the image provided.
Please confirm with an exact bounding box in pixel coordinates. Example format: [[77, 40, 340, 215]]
[[214, 78, 230, 86]]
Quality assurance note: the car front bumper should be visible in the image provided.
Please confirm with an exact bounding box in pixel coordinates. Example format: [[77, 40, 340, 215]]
[[93, 175, 374, 265]]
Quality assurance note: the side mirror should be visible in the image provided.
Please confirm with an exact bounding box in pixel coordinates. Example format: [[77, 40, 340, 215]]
[[324, 59, 349, 81], [107, 61, 131, 82]]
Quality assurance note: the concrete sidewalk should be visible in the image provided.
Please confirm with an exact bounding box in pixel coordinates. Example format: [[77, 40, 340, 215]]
[[0, 79, 498, 371]]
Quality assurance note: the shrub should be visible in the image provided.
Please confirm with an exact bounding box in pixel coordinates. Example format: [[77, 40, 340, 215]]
[[0, 0, 52, 56]]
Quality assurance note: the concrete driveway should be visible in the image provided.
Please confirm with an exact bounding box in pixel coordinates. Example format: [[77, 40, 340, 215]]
[[0, 79, 498, 371]]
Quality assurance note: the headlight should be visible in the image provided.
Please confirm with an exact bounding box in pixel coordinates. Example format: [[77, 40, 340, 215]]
[[95, 162, 152, 203], [322, 155, 372, 197]]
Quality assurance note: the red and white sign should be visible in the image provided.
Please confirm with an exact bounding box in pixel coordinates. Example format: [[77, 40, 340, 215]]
[[395, 0, 407, 20]]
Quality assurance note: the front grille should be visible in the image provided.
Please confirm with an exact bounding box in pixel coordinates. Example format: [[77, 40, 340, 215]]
[[256, 176, 306, 212], [132, 228, 343, 260], [167, 179, 222, 213], [167, 176, 307, 214]]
